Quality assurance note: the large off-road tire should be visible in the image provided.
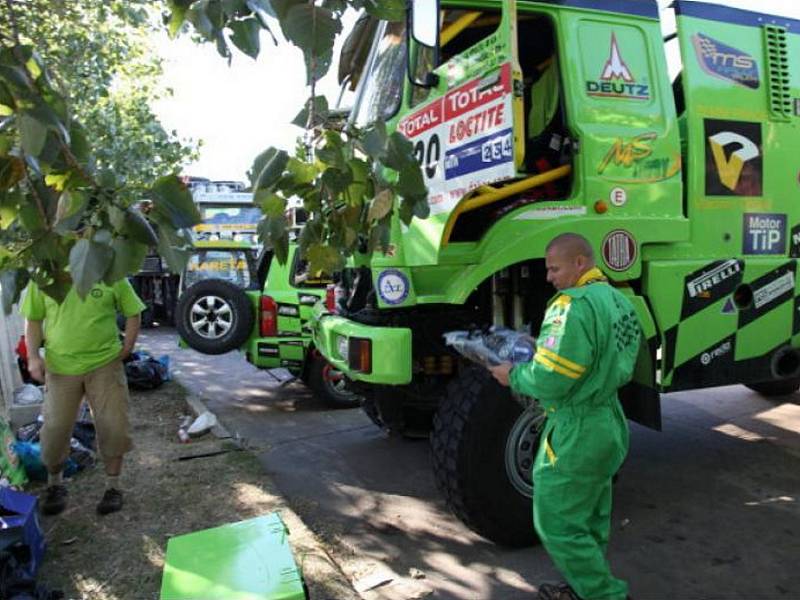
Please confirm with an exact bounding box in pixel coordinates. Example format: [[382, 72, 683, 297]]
[[307, 354, 361, 409], [431, 365, 545, 547], [746, 378, 800, 397], [176, 279, 254, 355]]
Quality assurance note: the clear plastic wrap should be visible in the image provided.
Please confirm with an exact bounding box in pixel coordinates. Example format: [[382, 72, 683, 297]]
[[443, 327, 536, 367]]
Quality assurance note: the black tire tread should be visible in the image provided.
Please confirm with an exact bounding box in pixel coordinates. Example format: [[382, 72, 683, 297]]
[[431, 365, 538, 547]]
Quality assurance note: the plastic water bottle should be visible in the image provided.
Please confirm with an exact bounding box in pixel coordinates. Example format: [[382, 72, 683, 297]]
[[177, 428, 190, 444]]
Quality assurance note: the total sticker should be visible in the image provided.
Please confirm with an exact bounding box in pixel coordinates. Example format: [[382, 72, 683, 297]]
[[609, 187, 627, 206], [602, 229, 637, 272], [377, 269, 410, 305]]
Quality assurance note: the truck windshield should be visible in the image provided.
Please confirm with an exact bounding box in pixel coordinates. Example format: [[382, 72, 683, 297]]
[[351, 20, 406, 128]]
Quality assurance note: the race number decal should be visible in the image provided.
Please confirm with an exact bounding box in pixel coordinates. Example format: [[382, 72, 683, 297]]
[[398, 63, 517, 215]]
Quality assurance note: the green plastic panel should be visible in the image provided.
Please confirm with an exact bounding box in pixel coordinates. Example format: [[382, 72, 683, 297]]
[[160, 513, 306, 600]]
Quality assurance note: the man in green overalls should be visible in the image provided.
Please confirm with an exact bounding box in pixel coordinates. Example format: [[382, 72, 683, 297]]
[[490, 233, 641, 600]]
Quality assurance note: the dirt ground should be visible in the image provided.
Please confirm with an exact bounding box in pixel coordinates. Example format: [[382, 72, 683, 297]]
[[31, 380, 353, 600]]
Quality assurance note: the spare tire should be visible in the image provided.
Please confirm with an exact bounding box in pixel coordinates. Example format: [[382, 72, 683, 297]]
[[176, 279, 254, 355]]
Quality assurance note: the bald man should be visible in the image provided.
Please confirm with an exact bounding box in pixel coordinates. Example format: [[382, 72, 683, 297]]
[[490, 233, 641, 600]]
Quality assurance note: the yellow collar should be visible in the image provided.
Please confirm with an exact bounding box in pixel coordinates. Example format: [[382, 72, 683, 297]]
[[575, 267, 607, 287]]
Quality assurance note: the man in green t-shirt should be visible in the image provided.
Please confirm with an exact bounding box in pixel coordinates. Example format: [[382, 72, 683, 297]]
[[490, 233, 641, 600], [21, 279, 145, 516]]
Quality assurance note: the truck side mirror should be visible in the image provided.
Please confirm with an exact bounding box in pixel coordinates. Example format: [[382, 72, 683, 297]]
[[408, 0, 440, 88]]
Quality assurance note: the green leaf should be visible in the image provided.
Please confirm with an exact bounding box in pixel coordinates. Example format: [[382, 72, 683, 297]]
[[368, 221, 391, 253], [320, 167, 352, 195], [223, 0, 250, 17], [359, 0, 405, 20], [53, 190, 88, 234], [0, 156, 25, 190], [166, 0, 195, 37], [0, 134, 11, 156], [292, 95, 329, 128], [253, 148, 288, 190], [345, 158, 369, 206], [303, 48, 333, 86], [69, 238, 113, 298], [281, 4, 341, 57], [306, 243, 343, 277], [69, 122, 90, 164], [269, 0, 302, 21], [385, 132, 416, 171], [0, 269, 28, 315], [285, 157, 317, 184], [19, 115, 47, 157], [361, 122, 388, 159], [156, 227, 193, 273], [229, 17, 261, 58], [150, 175, 201, 228], [254, 190, 286, 217], [18, 200, 45, 234], [0, 189, 21, 230], [397, 162, 427, 198], [104, 237, 147, 284], [123, 208, 158, 246], [246, 0, 276, 17], [367, 189, 394, 221]]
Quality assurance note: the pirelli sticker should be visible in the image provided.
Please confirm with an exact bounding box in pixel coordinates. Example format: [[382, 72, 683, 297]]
[[681, 258, 743, 319]]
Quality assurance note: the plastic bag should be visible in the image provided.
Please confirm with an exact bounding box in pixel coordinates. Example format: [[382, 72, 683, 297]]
[[125, 351, 170, 391], [12, 384, 42, 407], [444, 327, 535, 368]]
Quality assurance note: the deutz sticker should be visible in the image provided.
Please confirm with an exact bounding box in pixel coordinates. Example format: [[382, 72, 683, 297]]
[[586, 33, 650, 100], [743, 213, 786, 255], [692, 33, 759, 89], [704, 120, 762, 196]]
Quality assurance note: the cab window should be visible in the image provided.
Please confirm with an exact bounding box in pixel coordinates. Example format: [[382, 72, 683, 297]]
[[183, 250, 254, 290], [352, 21, 407, 127]]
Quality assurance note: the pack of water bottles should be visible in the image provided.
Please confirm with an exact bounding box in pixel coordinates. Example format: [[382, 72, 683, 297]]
[[443, 327, 536, 367]]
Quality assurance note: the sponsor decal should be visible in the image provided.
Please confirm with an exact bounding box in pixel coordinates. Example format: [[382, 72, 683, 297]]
[[299, 294, 319, 306], [753, 271, 795, 309], [601, 230, 637, 272], [277, 304, 299, 317], [377, 269, 410, 305], [586, 33, 650, 100], [544, 336, 557, 348], [257, 344, 279, 357], [444, 128, 513, 180], [704, 120, 762, 196], [701, 340, 732, 365], [692, 33, 759, 89], [686, 259, 742, 299], [399, 63, 516, 216], [280, 340, 305, 347], [597, 132, 656, 174], [743, 213, 786, 255], [280, 359, 303, 368], [513, 206, 588, 220], [791, 224, 800, 258], [721, 297, 736, 314], [609, 187, 627, 207], [738, 262, 796, 328]]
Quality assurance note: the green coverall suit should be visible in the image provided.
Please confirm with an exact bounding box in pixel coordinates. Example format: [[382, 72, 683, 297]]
[[509, 267, 641, 600]]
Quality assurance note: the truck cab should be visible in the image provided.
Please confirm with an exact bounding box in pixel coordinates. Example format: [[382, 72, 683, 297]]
[[312, 0, 800, 546]]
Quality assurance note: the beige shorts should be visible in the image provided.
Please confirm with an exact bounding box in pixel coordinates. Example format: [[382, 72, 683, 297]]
[[41, 359, 133, 468]]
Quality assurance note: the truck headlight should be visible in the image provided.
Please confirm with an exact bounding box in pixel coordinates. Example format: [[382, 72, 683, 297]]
[[336, 335, 349, 361]]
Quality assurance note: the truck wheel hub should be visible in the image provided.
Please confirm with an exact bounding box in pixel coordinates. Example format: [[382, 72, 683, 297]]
[[190, 295, 233, 339], [504, 404, 545, 498]]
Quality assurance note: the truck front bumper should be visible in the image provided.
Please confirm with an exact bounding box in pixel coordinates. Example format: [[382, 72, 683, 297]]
[[311, 307, 412, 385]]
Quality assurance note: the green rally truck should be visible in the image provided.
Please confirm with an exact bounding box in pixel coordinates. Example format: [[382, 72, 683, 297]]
[[311, 0, 800, 545]]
